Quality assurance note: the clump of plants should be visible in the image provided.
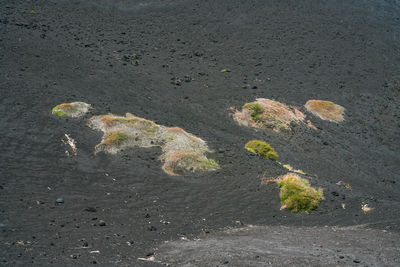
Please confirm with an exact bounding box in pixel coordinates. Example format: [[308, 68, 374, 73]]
[[160, 127, 219, 175], [88, 113, 218, 176], [273, 173, 324, 213], [245, 140, 278, 161], [243, 102, 263, 122], [161, 152, 219, 175], [52, 102, 91, 118], [233, 98, 305, 132], [305, 100, 345, 122], [103, 130, 129, 147]]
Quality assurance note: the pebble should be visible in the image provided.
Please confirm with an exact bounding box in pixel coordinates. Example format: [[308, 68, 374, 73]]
[[98, 220, 106, 226], [148, 225, 157, 231], [353, 259, 361, 263], [85, 207, 97, 212], [55, 197, 64, 205]]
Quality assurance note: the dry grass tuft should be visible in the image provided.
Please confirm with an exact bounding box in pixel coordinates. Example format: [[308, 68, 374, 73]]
[[88, 114, 218, 175], [161, 151, 218, 176], [361, 203, 374, 213], [305, 100, 345, 122], [160, 127, 218, 175], [52, 102, 91, 118], [233, 98, 305, 132], [103, 130, 129, 147]]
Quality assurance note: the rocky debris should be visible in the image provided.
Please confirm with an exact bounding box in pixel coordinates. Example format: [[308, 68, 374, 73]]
[[305, 100, 345, 122], [52, 102, 91, 118], [170, 77, 182, 86], [151, 225, 400, 265], [233, 98, 306, 132], [88, 113, 218, 176]]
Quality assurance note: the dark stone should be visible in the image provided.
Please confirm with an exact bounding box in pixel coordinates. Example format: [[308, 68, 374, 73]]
[[85, 207, 97, 212], [331, 191, 339, 197], [55, 198, 64, 205], [148, 225, 157, 231], [184, 75, 192, 82]]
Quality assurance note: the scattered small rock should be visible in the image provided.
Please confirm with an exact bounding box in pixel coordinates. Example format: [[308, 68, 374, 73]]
[[98, 220, 106, 226], [184, 75, 192, 82], [85, 207, 97, 212], [170, 77, 182, 86], [148, 225, 157, 231], [55, 197, 64, 205]]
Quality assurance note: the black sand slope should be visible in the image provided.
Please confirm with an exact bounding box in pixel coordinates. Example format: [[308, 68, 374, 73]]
[[1, 0, 400, 265]]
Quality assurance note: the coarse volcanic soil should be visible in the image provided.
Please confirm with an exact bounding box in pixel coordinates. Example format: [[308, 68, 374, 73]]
[[1, 0, 400, 266]]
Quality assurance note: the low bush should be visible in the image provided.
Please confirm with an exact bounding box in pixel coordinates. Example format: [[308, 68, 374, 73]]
[[277, 174, 324, 213], [245, 140, 278, 161]]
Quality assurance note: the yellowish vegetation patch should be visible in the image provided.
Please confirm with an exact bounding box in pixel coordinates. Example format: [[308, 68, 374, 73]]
[[305, 100, 345, 122], [245, 140, 278, 161], [52, 102, 91, 118], [233, 98, 305, 132], [267, 173, 324, 213], [88, 113, 218, 176], [103, 130, 129, 147]]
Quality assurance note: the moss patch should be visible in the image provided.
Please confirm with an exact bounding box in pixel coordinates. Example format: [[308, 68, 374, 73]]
[[245, 140, 278, 161], [277, 174, 323, 213], [52, 106, 68, 117]]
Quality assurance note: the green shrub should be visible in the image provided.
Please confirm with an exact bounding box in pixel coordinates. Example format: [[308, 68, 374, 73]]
[[278, 174, 323, 213], [245, 140, 278, 161], [243, 102, 263, 122]]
